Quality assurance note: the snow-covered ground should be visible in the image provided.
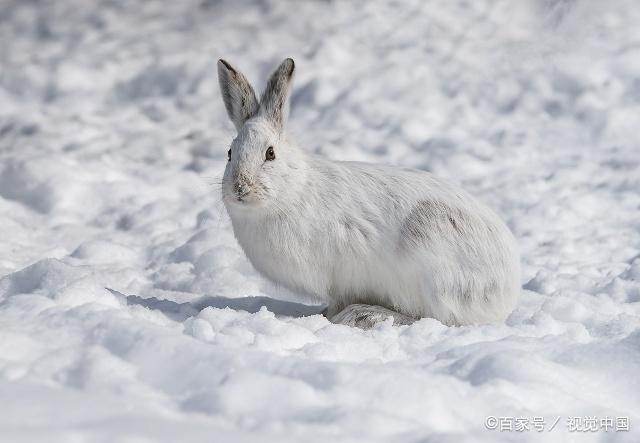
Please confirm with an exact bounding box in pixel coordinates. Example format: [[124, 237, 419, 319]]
[[1, 0, 639, 441]]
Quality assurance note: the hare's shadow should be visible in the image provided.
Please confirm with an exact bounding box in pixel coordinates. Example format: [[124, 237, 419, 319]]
[[107, 288, 326, 322]]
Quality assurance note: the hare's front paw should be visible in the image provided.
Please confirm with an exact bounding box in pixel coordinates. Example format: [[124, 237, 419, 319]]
[[330, 304, 415, 329]]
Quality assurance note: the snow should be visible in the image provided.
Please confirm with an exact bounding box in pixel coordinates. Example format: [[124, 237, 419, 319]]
[[1, 0, 639, 441]]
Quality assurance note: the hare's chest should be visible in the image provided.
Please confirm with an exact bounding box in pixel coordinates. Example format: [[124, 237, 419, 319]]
[[230, 214, 329, 296]]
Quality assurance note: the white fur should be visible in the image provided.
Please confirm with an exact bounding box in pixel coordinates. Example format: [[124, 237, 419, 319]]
[[217, 58, 520, 326]]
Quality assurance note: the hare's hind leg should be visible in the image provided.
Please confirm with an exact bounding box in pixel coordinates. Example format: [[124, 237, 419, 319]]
[[330, 304, 415, 329]]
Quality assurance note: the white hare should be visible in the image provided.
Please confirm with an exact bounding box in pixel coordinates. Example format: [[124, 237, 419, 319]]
[[217, 58, 520, 328]]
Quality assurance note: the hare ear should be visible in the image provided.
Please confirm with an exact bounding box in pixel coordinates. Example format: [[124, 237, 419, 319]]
[[259, 58, 295, 131], [217, 59, 259, 131]]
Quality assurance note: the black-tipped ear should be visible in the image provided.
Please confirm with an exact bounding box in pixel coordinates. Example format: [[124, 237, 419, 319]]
[[259, 58, 295, 131], [217, 59, 259, 131]]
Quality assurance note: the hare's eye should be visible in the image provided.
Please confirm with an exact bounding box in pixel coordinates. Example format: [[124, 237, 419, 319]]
[[227, 149, 231, 162], [265, 146, 275, 161]]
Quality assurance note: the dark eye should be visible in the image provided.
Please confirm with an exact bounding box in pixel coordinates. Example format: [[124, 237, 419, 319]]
[[265, 146, 275, 161], [227, 149, 231, 162]]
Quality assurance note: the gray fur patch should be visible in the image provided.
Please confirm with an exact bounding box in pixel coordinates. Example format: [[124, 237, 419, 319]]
[[448, 215, 460, 233], [400, 200, 467, 250]]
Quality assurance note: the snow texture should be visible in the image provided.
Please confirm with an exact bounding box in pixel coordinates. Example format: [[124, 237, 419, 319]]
[[1, 0, 639, 442]]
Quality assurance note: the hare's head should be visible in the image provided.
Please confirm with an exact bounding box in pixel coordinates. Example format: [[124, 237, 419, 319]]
[[218, 58, 302, 209]]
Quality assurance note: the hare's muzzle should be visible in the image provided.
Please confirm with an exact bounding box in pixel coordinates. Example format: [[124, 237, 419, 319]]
[[233, 177, 252, 202]]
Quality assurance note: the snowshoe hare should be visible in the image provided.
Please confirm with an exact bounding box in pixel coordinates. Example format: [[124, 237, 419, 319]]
[[217, 58, 520, 328]]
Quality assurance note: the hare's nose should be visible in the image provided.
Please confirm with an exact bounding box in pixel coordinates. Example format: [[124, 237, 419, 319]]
[[235, 182, 250, 197]]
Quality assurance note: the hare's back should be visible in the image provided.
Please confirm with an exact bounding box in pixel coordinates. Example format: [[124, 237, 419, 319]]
[[337, 161, 517, 256]]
